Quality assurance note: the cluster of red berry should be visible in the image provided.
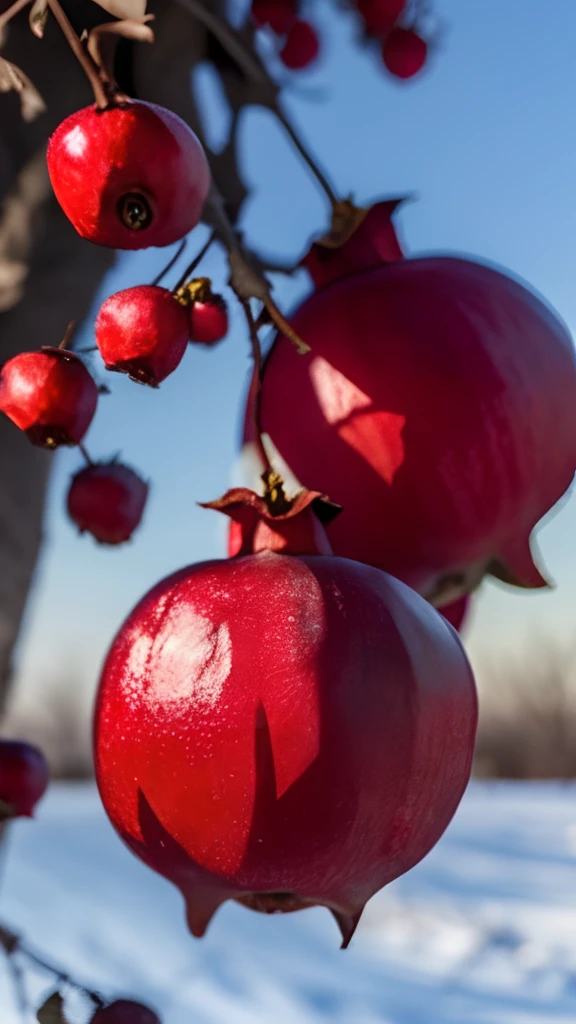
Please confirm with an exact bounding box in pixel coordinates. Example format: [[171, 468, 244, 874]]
[[251, 0, 320, 70], [356, 0, 428, 79]]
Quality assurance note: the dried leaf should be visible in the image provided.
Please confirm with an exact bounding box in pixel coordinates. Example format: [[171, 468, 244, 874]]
[[36, 991, 67, 1024], [87, 17, 154, 82], [29, 0, 49, 38], [90, 0, 147, 18], [0, 57, 46, 121]]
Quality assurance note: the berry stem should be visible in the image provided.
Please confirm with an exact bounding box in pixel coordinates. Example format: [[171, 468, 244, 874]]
[[173, 232, 216, 291], [79, 442, 94, 467], [151, 239, 187, 288], [0, 0, 32, 31], [241, 298, 273, 476], [6, 951, 28, 1021], [45, 0, 109, 110], [274, 105, 338, 207], [58, 320, 76, 350]]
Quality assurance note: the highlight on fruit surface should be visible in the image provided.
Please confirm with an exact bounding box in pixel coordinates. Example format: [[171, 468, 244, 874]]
[[95, 285, 189, 387], [47, 101, 210, 250], [94, 484, 477, 948], [236, 199, 576, 606], [0, 739, 49, 819], [67, 461, 149, 545], [382, 27, 428, 79], [91, 999, 161, 1024], [0, 347, 98, 449]]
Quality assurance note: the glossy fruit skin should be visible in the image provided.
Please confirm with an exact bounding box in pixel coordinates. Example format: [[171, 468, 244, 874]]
[[189, 298, 229, 345], [280, 20, 320, 70], [47, 101, 210, 250], [357, 0, 405, 37], [251, 0, 297, 34], [91, 1000, 161, 1024], [67, 463, 148, 545], [0, 740, 49, 817], [382, 28, 428, 79], [242, 255, 576, 601], [95, 549, 477, 944], [95, 286, 189, 387], [0, 348, 98, 448]]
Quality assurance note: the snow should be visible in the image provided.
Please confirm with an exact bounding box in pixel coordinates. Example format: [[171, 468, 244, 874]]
[[1, 782, 576, 1023]]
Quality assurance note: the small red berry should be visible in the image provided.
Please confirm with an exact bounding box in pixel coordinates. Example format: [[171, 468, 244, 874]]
[[47, 101, 210, 250], [95, 286, 189, 387], [357, 0, 405, 37], [67, 462, 149, 546], [189, 297, 228, 346], [251, 0, 297, 35], [91, 1000, 161, 1024], [0, 348, 98, 449], [0, 740, 49, 818], [279, 20, 320, 70], [382, 27, 428, 79]]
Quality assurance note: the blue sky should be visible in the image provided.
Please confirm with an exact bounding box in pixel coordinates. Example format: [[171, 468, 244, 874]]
[[12, 0, 576, 701]]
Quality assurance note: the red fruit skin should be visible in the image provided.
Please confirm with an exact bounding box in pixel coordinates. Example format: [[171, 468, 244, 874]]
[[357, 0, 406, 37], [189, 298, 229, 345], [440, 596, 470, 633], [0, 348, 98, 448], [0, 740, 49, 817], [94, 552, 477, 945], [67, 463, 148, 545], [382, 28, 428, 79], [241, 258, 576, 601], [251, 0, 297, 34], [47, 101, 210, 250], [95, 286, 189, 387], [280, 20, 320, 70], [91, 1001, 161, 1024]]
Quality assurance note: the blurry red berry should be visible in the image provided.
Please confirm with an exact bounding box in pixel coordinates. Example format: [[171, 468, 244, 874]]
[[0, 348, 98, 449], [67, 462, 149, 546], [189, 297, 228, 346], [382, 27, 428, 79], [0, 740, 49, 818], [47, 101, 210, 251], [91, 1000, 161, 1024], [251, 0, 297, 35], [357, 0, 405, 37], [95, 286, 189, 387], [280, 20, 320, 70]]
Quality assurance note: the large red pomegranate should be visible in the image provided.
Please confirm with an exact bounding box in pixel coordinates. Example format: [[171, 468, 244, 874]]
[[237, 200, 576, 605], [95, 486, 477, 947]]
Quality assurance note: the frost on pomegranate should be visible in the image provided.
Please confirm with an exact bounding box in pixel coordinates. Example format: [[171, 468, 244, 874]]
[[95, 488, 477, 948]]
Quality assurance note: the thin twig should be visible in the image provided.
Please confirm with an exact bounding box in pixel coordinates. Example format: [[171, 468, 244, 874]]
[[274, 105, 338, 206], [58, 320, 76, 350], [46, 0, 109, 109], [0, 0, 32, 31], [79, 443, 94, 467], [151, 239, 187, 288], [240, 298, 273, 475], [6, 953, 28, 1021], [173, 232, 216, 291]]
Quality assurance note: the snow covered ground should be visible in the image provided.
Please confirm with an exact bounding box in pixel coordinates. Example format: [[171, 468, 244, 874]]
[[1, 781, 576, 1023]]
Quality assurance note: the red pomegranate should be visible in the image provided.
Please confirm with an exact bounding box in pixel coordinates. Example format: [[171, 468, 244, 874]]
[[95, 485, 477, 947], [0, 740, 49, 818], [67, 462, 148, 545], [95, 286, 189, 387], [0, 347, 98, 449], [357, 0, 406, 37], [251, 0, 297, 35], [176, 278, 229, 346], [91, 1000, 161, 1024], [280, 20, 320, 70], [236, 200, 576, 605], [382, 27, 428, 79], [440, 596, 470, 633], [47, 101, 210, 250]]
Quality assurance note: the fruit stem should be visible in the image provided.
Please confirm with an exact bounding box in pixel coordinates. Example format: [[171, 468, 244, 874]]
[[79, 442, 94, 467], [58, 320, 76, 350], [274, 105, 338, 207], [151, 238, 187, 288], [0, 0, 32, 31], [241, 298, 274, 476], [173, 232, 216, 292], [46, 0, 109, 110]]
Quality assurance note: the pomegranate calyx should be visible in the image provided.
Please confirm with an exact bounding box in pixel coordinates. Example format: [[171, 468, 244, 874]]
[[173, 276, 214, 307], [200, 483, 341, 557], [302, 196, 411, 288]]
